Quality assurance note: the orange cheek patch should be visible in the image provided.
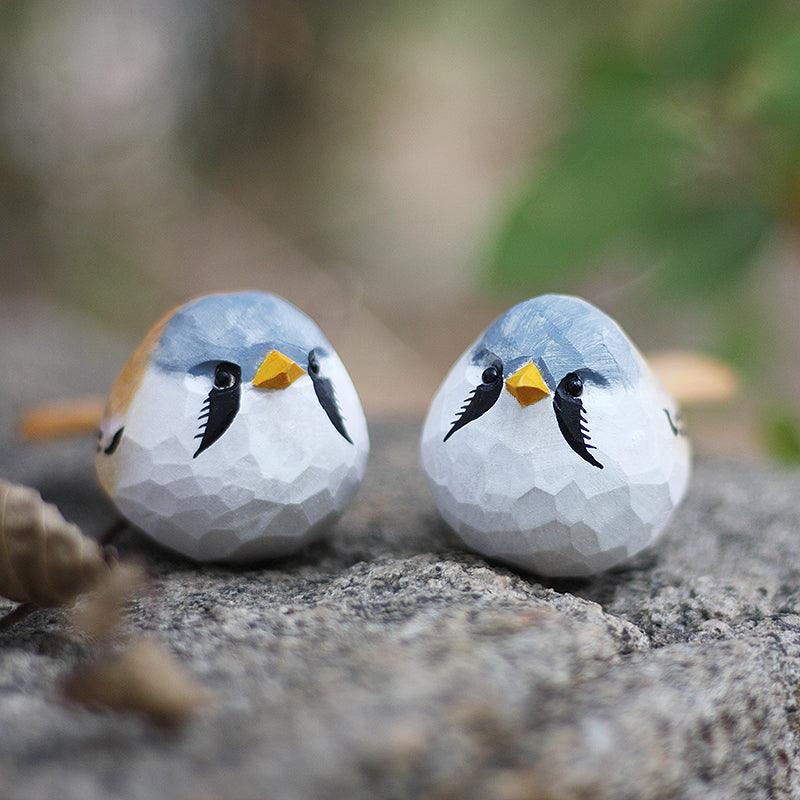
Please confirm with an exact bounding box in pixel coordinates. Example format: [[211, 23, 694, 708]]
[[106, 307, 179, 419]]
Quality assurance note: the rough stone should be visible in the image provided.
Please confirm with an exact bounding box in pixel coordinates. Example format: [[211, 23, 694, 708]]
[[1, 299, 800, 800]]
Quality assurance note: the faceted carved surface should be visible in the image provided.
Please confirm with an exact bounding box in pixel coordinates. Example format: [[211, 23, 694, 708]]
[[96, 293, 370, 563], [421, 295, 691, 576]]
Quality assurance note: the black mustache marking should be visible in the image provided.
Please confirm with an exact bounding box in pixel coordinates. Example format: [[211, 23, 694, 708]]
[[444, 360, 504, 442], [194, 363, 242, 458], [552, 375, 603, 469], [310, 375, 352, 444], [664, 408, 687, 437], [307, 349, 352, 444], [99, 426, 124, 456]]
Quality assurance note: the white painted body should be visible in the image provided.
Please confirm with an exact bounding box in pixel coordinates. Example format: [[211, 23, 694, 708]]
[[96, 292, 369, 563], [98, 357, 368, 563], [421, 297, 690, 577]]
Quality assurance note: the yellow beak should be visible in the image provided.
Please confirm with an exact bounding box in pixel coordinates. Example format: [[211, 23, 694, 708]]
[[252, 350, 306, 389], [505, 362, 550, 407]]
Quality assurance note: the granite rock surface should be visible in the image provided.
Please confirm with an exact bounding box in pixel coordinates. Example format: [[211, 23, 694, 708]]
[[1, 299, 800, 800]]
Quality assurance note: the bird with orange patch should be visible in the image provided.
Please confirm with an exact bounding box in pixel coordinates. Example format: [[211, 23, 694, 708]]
[[90, 291, 369, 562]]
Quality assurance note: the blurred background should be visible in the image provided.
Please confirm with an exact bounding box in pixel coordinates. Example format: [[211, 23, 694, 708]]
[[2, 0, 799, 460]]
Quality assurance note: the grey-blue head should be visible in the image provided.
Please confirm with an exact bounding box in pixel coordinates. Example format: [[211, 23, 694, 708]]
[[473, 294, 640, 389], [153, 291, 331, 379]]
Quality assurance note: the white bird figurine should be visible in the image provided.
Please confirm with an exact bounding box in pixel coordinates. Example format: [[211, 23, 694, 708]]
[[421, 294, 690, 577], [92, 291, 369, 563]]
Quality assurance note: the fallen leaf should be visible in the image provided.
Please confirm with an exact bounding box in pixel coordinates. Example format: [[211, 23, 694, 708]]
[[648, 350, 740, 405], [71, 562, 148, 641], [61, 638, 215, 730], [0, 480, 108, 607]]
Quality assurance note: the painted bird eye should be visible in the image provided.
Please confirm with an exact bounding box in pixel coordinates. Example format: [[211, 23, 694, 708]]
[[307, 351, 321, 376], [481, 365, 500, 384], [214, 364, 238, 389], [564, 374, 583, 397]]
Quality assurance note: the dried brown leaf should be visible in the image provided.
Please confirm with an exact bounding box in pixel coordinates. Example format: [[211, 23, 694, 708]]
[[0, 479, 107, 607], [61, 638, 215, 730], [648, 350, 740, 405], [71, 561, 148, 640]]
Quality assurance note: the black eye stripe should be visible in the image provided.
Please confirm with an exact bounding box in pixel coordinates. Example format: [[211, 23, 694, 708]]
[[308, 350, 352, 444], [444, 357, 504, 442], [552, 372, 603, 469], [194, 362, 242, 458], [443, 359, 608, 467]]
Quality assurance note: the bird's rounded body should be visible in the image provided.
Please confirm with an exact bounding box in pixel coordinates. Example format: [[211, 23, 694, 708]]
[[96, 292, 369, 563], [421, 295, 690, 577]]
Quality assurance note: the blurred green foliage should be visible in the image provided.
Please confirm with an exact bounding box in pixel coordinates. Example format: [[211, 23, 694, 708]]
[[763, 411, 800, 464], [1, 0, 797, 458], [489, 0, 800, 460], [490, 0, 799, 303]]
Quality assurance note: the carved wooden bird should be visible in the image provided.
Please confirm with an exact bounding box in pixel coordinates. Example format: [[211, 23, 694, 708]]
[[421, 295, 690, 577]]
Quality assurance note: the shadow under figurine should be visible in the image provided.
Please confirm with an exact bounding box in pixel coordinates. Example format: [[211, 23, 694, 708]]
[[94, 291, 370, 563], [421, 294, 690, 578]]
